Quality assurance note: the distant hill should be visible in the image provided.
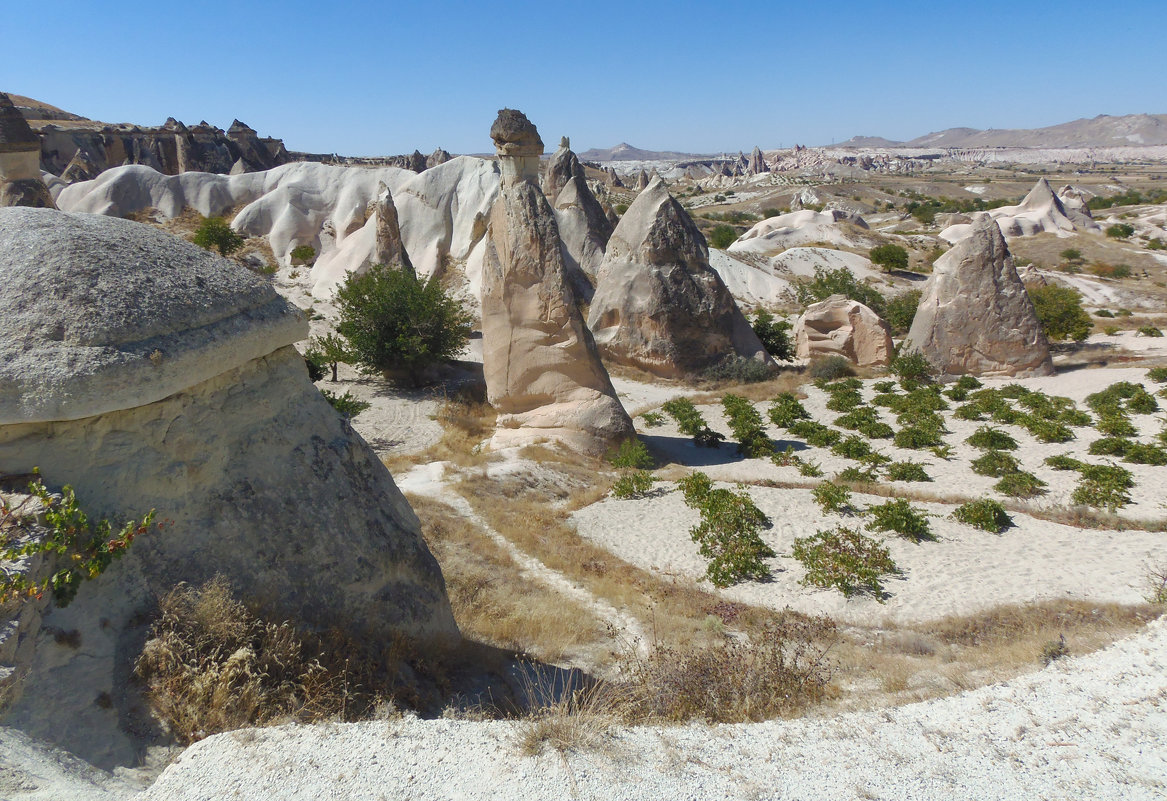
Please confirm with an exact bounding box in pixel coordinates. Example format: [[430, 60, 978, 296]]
[[576, 142, 706, 162], [833, 114, 1167, 149]]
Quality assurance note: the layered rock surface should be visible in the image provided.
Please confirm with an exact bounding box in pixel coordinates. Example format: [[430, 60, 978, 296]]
[[0, 208, 456, 766], [543, 137, 612, 300], [794, 295, 893, 367], [481, 111, 632, 453], [587, 176, 774, 377], [0, 93, 55, 208], [906, 215, 1054, 377]]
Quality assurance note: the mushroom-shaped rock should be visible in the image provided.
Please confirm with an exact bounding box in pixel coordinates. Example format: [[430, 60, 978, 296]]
[[482, 115, 632, 454], [491, 108, 544, 186], [0, 208, 457, 764], [587, 176, 774, 377], [906, 215, 1053, 378], [793, 294, 893, 367], [0, 93, 55, 209]]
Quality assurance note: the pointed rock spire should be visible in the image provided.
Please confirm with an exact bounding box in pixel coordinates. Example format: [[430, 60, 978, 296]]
[[373, 182, 413, 272]]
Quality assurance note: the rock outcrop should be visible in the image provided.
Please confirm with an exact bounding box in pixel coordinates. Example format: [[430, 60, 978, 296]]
[[906, 215, 1054, 378], [635, 169, 650, 191], [543, 136, 613, 299], [372, 181, 413, 271], [747, 146, 769, 174], [426, 148, 452, 169], [794, 295, 893, 367], [0, 93, 55, 208], [587, 176, 774, 377], [729, 208, 870, 255], [940, 178, 1101, 244], [0, 207, 457, 766], [481, 110, 632, 453]]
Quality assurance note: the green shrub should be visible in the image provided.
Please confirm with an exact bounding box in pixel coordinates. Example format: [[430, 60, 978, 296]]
[[1123, 442, 1167, 465], [791, 526, 899, 600], [807, 356, 856, 381], [303, 334, 351, 383], [944, 385, 969, 402], [825, 388, 864, 412], [1071, 464, 1134, 511], [1096, 415, 1137, 437], [680, 473, 775, 587], [612, 470, 655, 499], [750, 310, 794, 361], [1045, 454, 1085, 471], [798, 459, 824, 477], [883, 290, 921, 334], [965, 426, 1018, 451], [1027, 284, 1092, 342], [320, 389, 370, 418], [994, 471, 1047, 498], [865, 498, 933, 542], [1137, 325, 1164, 338], [955, 375, 983, 391], [663, 398, 725, 448], [811, 481, 854, 515], [971, 450, 1021, 477], [890, 351, 935, 388], [609, 438, 655, 469], [1089, 436, 1132, 456], [836, 465, 880, 484], [885, 461, 931, 482], [873, 380, 897, 393], [831, 435, 873, 460], [1105, 223, 1135, 239], [1095, 309, 1115, 318], [721, 395, 773, 458], [703, 355, 775, 383], [870, 243, 909, 273], [708, 225, 738, 249], [641, 411, 665, 427], [1060, 248, 1082, 262], [952, 499, 1013, 533], [788, 420, 842, 448], [768, 393, 811, 428], [894, 426, 944, 450], [793, 267, 886, 316], [1147, 367, 1167, 383], [290, 244, 316, 264], [2, 479, 156, 607], [335, 265, 473, 385], [192, 216, 244, 256]]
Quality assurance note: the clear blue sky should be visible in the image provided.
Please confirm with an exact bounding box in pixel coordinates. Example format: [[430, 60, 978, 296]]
[[7, 0, 1166, 156]]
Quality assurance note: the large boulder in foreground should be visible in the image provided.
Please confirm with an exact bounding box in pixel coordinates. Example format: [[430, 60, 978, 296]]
[[906, 215, 1054, 378], [482, 110, 632, 454], [794, 295, 893, 367], [0, 208, 457, 767], [587, 176, 773, 378]]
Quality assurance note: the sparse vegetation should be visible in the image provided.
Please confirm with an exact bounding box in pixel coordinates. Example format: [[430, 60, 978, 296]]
[[608, 438, 654, 469], [662, 398, 725, 448], [320, 389, 370, 418], [750, 309, 794, 361], [865, 498, 933, 542], [1105, 223, 1135, 239], [792, 526, 899, 600], [885, 461, 931, 482], [952, 499, 1013, 533], [812, 481, 854, 515], [192, 216, 244, 256], [679, 472, 775, 587], [793, 266, 886, 316], [612, 471, 655, 499], [806, 355, 856, 381], [1027, 284, 1092, 342]]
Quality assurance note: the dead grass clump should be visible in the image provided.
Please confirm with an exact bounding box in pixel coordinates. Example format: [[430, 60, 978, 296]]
[[135, 577, 345, 744], [517, 666, 623, 755], [410, 495, 606, 662], [923, 599, 1157, 648], [425, 389, 497, 467], [618, 614, 837, 723]]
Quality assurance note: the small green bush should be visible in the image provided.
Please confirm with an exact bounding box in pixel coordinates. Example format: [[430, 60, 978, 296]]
[[791, 526, 899, 600], [612, 470, 655, 499], [793, 266, 886, 316], [885, 461, 931, 482], [609, 438, 655, 469], [894, 426, 944, 450], [952, 498, 1013, 533], [750, 310, 794, 361], [955, 375, 983, 391], [831, 435, 873, 460], [788, 420, 842, 448], [290, 244, 316, 264], [1105, 223, 1135, 239], [1123, 442, 1167, 465], [891, 351, 935, 388], [1045, 454, 1085, 471], [1088, 437, 1132, 456], [703, 355, 774, 383], [721, 395, 773, 458], [1137, 325, 1164, 338], [192, 216, 244, 256], [873, 380, 897, 393], [768, 393, 811, 428], [994, 471, 1047, 498], [320, 389, 371, 418], [883, 290, 921, 335], [807, 356, 857, 381], [866, 498, 933, 542], [971, 450, 1021, 477], [680, 472, 775, 587], [965, 426, 1018, 451], [798, 459, 824, 477], [870, 243, 909, 273], [1095, 309, 1115, 318], [1096, 415, 1137, 437], [1072, 463, 1134, 512], [1147, 367, 1167, 383], [812, 481, 854, 515], [662, 398, 725, 448], [836, 465, 880, 484], [641, 411, 665, 427], [825, 388, 864, 412]]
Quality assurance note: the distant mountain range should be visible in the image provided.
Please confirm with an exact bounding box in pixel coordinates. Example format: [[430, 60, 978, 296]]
[[576, 142, 709, 162], [833, 114, 1167, 149]]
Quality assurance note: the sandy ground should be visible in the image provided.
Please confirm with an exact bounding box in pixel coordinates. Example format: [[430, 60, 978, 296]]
[[139, 616, 1167, 801]]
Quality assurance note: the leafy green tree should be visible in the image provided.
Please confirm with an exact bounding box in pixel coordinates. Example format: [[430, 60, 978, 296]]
[[869, 243, 909, 273], [304, 334, 351, 383], [1105, 223, 1135, 239], [793, 267, 886, 316], [708, 225, 738, 249], [1027, 284, 1092, 342], [192, 216, 244, 256], [750, 309, 794, 361], [335, 265, 473, 385]]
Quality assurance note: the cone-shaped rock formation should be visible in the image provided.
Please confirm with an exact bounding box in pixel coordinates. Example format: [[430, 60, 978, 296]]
[[0, 93, 55, 208], [906, 215, 1054, 377], [543, 136, 613, 301], [587, 176, 774, 378]]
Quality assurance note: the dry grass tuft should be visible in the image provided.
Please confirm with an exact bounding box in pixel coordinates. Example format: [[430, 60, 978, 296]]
[[517, 666, 623, 756]]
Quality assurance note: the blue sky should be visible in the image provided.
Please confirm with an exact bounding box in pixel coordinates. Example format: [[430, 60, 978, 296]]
[[6, 0, 1165, 156]]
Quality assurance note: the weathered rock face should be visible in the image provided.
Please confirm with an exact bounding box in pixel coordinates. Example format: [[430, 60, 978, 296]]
[[747, 145, 769, 174], [906, 215, 1054, 378], [0, 93, 55, 209], [373, 182, 413, 271], [543, 137, 613, 300], [635, 169, 650, 191], [426, 147, 452, 168], [481, 112, 632, 454], [0, 208, 457, 766], [587, 176, 774, 377], [794, 294, 893, 367]]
